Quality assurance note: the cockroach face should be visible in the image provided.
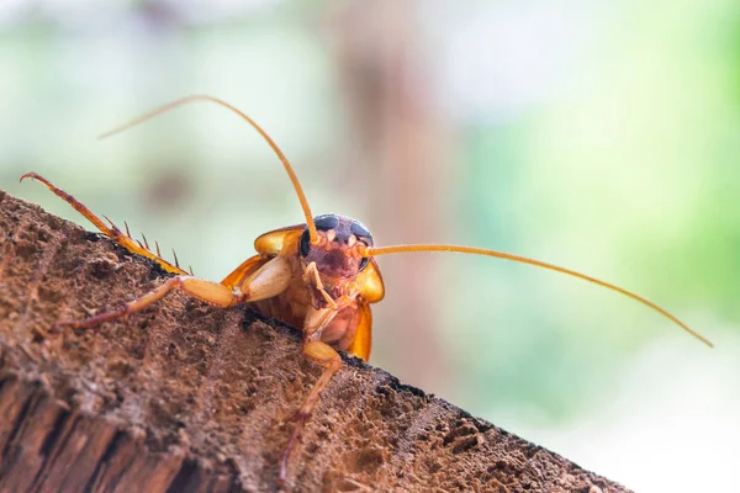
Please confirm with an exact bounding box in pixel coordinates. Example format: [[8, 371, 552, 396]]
[[299, 214, 373, 282]]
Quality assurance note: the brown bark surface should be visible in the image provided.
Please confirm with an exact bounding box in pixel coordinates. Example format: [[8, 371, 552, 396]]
[[0, 190, 631, 493]]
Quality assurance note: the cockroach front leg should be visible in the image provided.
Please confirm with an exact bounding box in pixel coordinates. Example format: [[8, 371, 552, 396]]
[[279, 337, 343, 485], [303, 261, 337, 309], [56, 256, 292, 330]]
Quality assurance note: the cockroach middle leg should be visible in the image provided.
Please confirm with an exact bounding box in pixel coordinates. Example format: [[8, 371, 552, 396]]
[[54, 276, 240, 329], [279, 340, 343, 485], [55, 255, 293, 330]]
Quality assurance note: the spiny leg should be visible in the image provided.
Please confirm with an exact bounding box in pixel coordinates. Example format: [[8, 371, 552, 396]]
[[20, 172, 187, 275], [279, 340, 343, 485], [56, 255, 293, 330], [56, 276, 239, 330]]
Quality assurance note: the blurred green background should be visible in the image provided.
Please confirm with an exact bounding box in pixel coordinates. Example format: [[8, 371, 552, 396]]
[[2, 1, 738, 490]]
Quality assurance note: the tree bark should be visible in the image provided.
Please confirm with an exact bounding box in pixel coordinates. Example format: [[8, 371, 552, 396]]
[[0, 190, 630, 493]]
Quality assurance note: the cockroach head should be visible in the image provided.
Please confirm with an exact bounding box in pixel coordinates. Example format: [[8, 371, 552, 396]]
[[299, 214, 373, 279]]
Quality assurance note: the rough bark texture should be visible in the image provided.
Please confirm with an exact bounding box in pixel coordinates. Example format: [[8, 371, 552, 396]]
[[0, 190, 631, 493]]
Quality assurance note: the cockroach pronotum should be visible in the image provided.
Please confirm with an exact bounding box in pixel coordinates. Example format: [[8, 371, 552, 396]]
[[21, 95, 713, 486]]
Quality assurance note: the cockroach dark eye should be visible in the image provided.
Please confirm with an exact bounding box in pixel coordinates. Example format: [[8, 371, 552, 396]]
[[314, 214, 339, 231], [359, 257, 369, 271], [350, 221, 373, 246], [300, 230, 310, 256], [350, 221, 370, 238]]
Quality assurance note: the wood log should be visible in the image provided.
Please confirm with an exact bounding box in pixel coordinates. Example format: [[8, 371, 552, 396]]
[[0, 190, 630, 492]]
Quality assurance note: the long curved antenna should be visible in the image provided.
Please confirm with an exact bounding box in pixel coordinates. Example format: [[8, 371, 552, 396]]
[[366, 244, 713, 347], [99, 95, 318, 243]]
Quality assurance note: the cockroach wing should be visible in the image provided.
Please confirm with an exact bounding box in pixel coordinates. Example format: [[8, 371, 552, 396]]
[[354, 258, 385, 303], [221, 254, 270, 288], [254, 224, 305, 256], [222, 223, 305, 288], [347, 301, 372, 361]]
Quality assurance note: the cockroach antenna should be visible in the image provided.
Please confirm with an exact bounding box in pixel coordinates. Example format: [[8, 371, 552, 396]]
[[22, 95, 713, 486], [365, 244, 713, 347], [97, 94, 319, 243]]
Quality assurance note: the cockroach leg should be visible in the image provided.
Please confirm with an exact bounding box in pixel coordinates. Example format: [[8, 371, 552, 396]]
[[279, 340, 343, 485], [57, 254, 294, 330], [20, 172, 188, 275], [303, 261, 337, 309], [54, 276, 239, 330], [239, 256, 293, 302], [53, 255, 292, 331]]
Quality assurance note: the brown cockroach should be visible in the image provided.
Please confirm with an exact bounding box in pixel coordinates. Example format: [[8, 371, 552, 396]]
[[21, 95, 713, 485]]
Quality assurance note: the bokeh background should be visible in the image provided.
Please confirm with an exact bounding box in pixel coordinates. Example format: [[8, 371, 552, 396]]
[[2, 1, 739, 491]]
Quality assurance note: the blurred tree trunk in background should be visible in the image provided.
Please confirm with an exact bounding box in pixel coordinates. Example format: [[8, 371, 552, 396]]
[[329, 1, 455, 390]]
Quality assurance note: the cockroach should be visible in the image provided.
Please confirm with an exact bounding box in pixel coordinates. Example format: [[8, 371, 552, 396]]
[[21, 95, 713, 486]]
